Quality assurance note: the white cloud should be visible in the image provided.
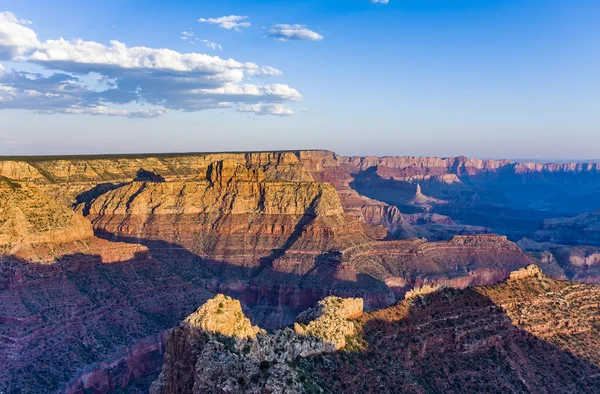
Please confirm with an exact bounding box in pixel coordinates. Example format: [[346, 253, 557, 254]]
[[246, 65, 283, 77], [200, 39, 222, 51], [181, 31, 194, 40], [194, 83, 301, 101], [0, 11, 40, 59], [268, 24, 323, 41], [48, 105, 168, 118], [371, 0, 390, 3], [237, 103, 294, 116], [0, 11, 301, 117], [198, 15, 250, 31]]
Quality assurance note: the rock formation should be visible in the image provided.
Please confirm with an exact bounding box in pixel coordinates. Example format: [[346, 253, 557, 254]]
[[151, 294, 361, 394], [152, 269, 600, 393], [508, 264, 543, 280], [0, 176, 145, 263], [294, 297, 363, 350], [1, 150, 600, 393], [404, 183, 447, 212], [184, 294, 265, 340], [533, 209, 600, 247]]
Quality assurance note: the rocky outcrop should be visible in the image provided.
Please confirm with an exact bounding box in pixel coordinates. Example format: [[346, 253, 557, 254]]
[[151, 295, 361, 394], [184, 294, 265, 340], [151, 271, 600, 393], [294, 297, 362, 350], [519, 238, 600, 284], [0, 178, 145, 263], [509, 264, 543, 280], [404, 183, 447, 212]]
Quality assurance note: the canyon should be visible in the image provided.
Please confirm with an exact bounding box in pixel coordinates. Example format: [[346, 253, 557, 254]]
[[152, 266, 600, 393], [0, 150, 599, 393]]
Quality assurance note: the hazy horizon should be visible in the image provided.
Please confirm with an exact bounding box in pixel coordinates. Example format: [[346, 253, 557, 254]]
[[0, 147, 599, 164]]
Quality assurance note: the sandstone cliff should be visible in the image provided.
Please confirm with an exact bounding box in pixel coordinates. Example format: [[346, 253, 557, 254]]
[[0, 178, 144, 263], [0, 179, 93, 250], [2, 150, 597, 393]]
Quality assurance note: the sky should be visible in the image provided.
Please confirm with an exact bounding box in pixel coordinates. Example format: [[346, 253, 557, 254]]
[[0, 0, 598, 159]]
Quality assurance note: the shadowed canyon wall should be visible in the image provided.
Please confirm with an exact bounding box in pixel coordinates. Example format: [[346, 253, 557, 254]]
[[1, 150, 599, 393]]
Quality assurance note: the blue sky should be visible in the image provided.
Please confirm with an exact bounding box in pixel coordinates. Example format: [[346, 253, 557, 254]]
[[0, 0, 598, 159]]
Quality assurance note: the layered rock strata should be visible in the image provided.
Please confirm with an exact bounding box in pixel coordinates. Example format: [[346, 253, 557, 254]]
[[2, 150, 598, 393]]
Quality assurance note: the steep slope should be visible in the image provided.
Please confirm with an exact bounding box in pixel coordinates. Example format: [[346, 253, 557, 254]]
[[0, 177, 144, 263], [310, 265, 600, 393], [0, 178, 93, 252], [154, 267, 600, 393], [2, 150, 596, 393]]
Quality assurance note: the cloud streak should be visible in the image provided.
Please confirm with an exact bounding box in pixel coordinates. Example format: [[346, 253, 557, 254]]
[[0, 11, 300, 117], [268, 24, 323, 41], [237, 103, 294, 116], [200, 39, 223, 51], [198, 15, 250, 31]]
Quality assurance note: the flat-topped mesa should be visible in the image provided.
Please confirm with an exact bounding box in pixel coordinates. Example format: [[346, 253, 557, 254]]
[[185, 294, 265, 339], [81, 163, 372, 270], [83, 176, 344, 217], [294, 296, 363, 350], [0, 151, 315, 184], [338, 155, 600, 175], [509, 264, 544, 281]]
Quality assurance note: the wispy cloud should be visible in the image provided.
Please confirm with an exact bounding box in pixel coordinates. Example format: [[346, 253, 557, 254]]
[[237, 103, 294, 116], [180, 30, 195, 40], [268, 24, 323, 41], [200, 39, 223, 51], [0, 11, 301, 117], [370, 0, 389, 3], [198, 15, 250, 31]]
